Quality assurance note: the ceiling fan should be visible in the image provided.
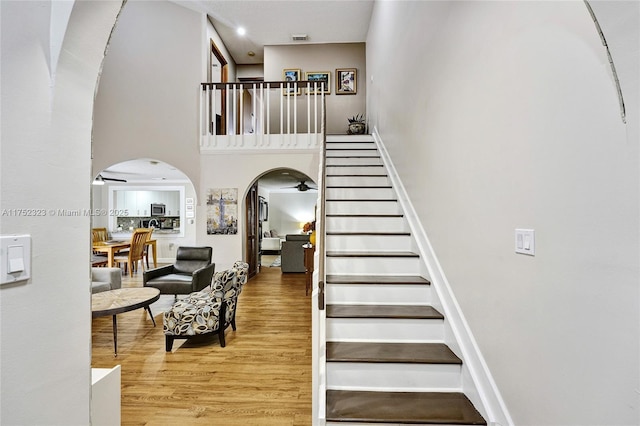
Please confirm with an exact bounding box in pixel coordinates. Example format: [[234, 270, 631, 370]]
[[93, 174, 127, 185], [283, 180, 317, 192]]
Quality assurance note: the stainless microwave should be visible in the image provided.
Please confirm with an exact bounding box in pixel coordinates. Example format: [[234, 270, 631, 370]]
[[150, 203, 166, 216]]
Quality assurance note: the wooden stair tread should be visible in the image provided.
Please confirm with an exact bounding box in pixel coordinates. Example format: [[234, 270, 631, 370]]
[[326, 390, 486, 425], [327, 155, 381, 158], [326, 199, 398, 202], [326, 147, 377, 149], [326, 231, 411, 236], [327, 214, 403, 217], [326, 275, 430, 285], [327, 304, 443, 319], [327, 342, 461, 364], [326, 174, 388, 177], [327, 185, 392, 188], [327, 251, 419, 258], [326, 164, 384, 167]]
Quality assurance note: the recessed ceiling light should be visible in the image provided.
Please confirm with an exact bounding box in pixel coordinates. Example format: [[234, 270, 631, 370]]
[[237, 27, 246, 36]]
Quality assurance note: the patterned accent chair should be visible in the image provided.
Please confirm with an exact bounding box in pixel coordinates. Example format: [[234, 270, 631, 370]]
[[163, 261, 249, 351]]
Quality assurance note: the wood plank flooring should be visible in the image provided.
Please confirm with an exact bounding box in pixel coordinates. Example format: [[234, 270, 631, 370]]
[[91, 265, 311, 425]]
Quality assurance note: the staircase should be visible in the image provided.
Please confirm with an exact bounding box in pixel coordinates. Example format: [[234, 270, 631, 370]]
[[322, 135, 486, 425]]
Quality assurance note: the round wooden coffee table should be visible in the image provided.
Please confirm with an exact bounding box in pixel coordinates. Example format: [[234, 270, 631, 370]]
[[92, 287, 161, 356]]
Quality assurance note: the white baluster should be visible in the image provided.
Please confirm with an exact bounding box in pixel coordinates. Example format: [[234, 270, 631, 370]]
[[293, 82, 297, 137], [225, 84, 231, 136], [280, 83, 284, 136], [307, 82, 311, 136]]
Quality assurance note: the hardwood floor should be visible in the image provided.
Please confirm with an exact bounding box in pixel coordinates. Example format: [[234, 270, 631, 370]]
[[91, 265, 312, 425]]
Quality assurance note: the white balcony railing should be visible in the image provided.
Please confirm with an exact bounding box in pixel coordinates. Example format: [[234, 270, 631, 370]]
[[200, 81, 326, 151]]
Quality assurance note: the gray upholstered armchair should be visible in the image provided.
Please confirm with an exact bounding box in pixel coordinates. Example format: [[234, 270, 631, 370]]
[[143, 246, 215, 297], [91, 267, 122, 294], [281, 234, 310, 272]]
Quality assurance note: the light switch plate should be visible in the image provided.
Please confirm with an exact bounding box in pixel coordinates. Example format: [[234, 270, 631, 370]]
[[1, 234, 31, 285], [515, 229, 535, 256]]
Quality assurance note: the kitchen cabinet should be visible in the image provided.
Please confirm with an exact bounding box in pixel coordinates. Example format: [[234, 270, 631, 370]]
[[115, 189, 180, 217]]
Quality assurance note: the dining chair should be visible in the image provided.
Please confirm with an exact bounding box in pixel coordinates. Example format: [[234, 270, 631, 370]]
[[92, 228, 109, 257], [114, 228, 152, 276], [134, 227, 154, 269], [92, 227, 109, 243]]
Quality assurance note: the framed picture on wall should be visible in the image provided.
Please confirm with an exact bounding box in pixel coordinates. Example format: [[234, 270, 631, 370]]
[[306, 71, 331, 95], [283, 68, 301, 95], [336, 68, 357, 95]]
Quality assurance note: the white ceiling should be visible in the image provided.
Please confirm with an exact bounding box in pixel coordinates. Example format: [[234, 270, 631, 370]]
[[172, 0, 374, 64], [99, 158, 190, 183]]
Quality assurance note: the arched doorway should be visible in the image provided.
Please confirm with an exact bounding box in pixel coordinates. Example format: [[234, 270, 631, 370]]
[[244, 168, 318, 277], [91, 158, 197, 262]]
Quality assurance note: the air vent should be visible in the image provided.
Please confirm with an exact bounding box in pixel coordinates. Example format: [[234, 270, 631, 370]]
[[291, 34, 308, 41]]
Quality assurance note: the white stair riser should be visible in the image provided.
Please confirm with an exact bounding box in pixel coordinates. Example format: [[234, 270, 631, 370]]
[[326, 157, 381, 166], [326, 362, 462, 392], [325, 165, 386, 176], [326, 143, 376, 150], [326, 201, 401, 215], [326, 187, 395, 200], [326, 283, 432, 305], [327, 135, 374, 143], [326, 176, 390, 187], [327, 150, 379, 158], [326, 257, 421, 275], [326, 235, 413, 252], [327, 318, 444, 342], [326, 216, 406, 232]]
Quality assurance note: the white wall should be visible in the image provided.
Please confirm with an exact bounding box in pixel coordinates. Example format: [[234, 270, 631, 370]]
[[0, 1, 123, 424], [367, 1, 639, 425], [264, 43, 366, 134], [267, 192, 317, 236], [92, 0, 205, 194]]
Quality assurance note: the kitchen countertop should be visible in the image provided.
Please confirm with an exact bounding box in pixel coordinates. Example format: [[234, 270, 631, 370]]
[[111, 229, 181, 237]]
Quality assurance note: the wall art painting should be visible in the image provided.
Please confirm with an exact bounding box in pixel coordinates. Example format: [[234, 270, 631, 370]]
[[206, 188, 238, 235], [336, 68, 357, 95]]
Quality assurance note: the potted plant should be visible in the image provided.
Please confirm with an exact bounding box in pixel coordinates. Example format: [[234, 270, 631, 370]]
[[347, 113, 366, 135]]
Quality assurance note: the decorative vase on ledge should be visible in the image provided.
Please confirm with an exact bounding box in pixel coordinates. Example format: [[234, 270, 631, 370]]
[[348, 122, 366, 135], [347, 114, 366, 135]]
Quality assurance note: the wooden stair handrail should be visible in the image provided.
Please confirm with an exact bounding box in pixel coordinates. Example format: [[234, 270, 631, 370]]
[[201, 80, 328, 90]]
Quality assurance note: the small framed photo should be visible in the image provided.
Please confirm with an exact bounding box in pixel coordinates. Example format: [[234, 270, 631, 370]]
[[336, 68, 357, 95], [283, 68, 301, 95], [306, 71, 331, 95], [185, 197, 194, 205]]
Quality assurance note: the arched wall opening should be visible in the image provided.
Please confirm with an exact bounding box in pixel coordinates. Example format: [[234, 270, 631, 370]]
[[242, 168, 318, 276]]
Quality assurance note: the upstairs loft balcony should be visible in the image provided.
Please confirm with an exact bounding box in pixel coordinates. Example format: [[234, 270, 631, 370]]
[[200, 81, 326, 152]]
